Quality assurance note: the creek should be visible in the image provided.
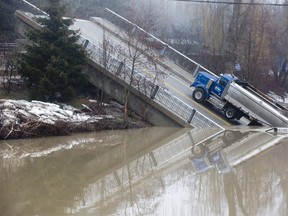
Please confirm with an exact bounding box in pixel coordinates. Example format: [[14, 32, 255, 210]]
[[0, 127, 287, 216]]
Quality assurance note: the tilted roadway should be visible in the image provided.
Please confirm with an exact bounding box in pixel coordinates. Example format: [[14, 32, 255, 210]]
[[70, 18, 244, 127]]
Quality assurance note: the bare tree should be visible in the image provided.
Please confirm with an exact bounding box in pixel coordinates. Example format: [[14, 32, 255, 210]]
[[97, 30, 119, 108], [117, 34, 159, 124], [270, 0, 288, 87], [115, 3, 167, 125], [0, 46, 18, 94], [124, 0, 158, 33], [199, 0, 279, 90], [225, 0, 243, 70], [233, 3, 275, 89]]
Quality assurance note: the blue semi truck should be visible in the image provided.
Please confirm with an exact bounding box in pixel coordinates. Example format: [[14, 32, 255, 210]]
[[190, 71, 288, 127]]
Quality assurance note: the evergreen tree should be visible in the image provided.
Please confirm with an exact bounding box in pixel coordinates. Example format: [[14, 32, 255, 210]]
[[18, 0, 87, 101]]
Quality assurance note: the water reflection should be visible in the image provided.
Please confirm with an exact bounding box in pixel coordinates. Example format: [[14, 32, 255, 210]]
[[189, 129, 286, 174], [0, 127, 287, 216]]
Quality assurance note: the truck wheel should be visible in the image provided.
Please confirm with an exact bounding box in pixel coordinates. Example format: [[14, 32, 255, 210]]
[[225, 107, 237, 119], [223, 130, 235, 142], [192, 88, 205, 103], [191, 144, 206, 158]]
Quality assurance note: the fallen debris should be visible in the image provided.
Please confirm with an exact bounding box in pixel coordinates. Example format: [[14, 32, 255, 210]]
[[0, 99, 146, 139]]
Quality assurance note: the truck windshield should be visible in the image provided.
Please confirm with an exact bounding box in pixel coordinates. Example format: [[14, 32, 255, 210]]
[[219, 78, 228, 87]]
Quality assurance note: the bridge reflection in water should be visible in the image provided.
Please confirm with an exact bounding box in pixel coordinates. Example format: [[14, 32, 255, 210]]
[[0, 127, 287, 216]]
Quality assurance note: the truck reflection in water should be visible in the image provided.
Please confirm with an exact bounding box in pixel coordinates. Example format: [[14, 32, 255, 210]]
[[189, 129, 286, 173]]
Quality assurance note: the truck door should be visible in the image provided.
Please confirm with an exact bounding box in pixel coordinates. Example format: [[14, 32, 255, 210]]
[[211, 77, 229, 97]]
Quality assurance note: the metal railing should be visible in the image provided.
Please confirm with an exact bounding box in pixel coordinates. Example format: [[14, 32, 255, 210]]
[[103, 8, 218, 78], [0, 43, 18, 51], [79, 36, 223, 129], [20, 0, 48, 15]]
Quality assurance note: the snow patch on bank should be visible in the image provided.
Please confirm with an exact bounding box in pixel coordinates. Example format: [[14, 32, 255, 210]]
[[0, 99, 114, 126], [268, 91, 288, 105]]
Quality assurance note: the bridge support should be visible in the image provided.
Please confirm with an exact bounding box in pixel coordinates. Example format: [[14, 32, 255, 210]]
[[85, 60, 188, 127], [150, 85, 159, 99], [83, 39, 89, 49], [160, 44, 168, 57], [193, 64, 200, 77], [187, 109, 196, 124], [116, 62, 124, 76]]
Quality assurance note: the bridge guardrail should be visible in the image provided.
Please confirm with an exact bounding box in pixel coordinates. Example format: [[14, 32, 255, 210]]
[[19, 0, 48, 15], [103, 8, 217, 78], [79, 36, 223, 129]]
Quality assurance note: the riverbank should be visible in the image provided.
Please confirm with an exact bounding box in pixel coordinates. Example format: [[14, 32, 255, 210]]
[[0, 98, 150, 140]]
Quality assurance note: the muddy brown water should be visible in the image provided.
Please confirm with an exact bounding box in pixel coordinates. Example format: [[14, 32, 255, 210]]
[[0, 127, 287, 216]]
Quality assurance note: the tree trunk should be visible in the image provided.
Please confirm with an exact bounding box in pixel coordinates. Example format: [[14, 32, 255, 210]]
[[225, 0, 242, 66]]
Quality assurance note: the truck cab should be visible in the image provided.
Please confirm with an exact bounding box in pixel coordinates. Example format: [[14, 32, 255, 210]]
[[191, 71, 242, 120], [191, 71, 237, 101]]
